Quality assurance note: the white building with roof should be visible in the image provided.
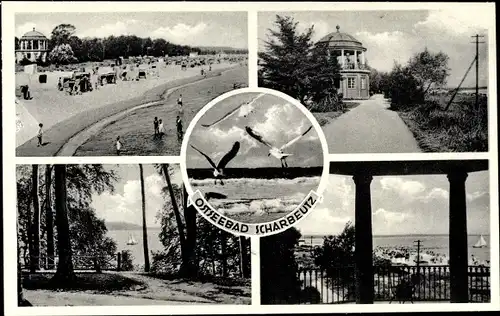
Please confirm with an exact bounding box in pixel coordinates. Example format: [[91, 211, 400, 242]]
[[16, 27, 50, 63]]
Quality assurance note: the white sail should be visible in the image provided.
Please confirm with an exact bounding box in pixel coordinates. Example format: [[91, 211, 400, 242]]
[[127, 234, 137, 245], [473, 235, 487, 248]]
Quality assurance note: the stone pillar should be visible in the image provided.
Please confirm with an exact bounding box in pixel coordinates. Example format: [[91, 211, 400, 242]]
[[354, 51, 358, 69], [361, 51, 365, 66], [447, 171, 469, 303], [341, 49, 345, 68], [353, 173, 374, 304]]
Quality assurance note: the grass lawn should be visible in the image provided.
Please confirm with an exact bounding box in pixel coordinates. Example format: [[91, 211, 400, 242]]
[[312, 102, 360, 127], [22, 272, 144, 292], [395, 93, 487, 152]]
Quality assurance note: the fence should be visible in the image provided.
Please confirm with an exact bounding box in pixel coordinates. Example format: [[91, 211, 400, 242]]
[[297, 265, 490, 304]]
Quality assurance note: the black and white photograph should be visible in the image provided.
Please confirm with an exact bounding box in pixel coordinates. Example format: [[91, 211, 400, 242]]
[[258, 10, 489, 153], [184, 91, 325, 224], [260, 160, 491, 305], [15, 12, 248, 157], [16, 164, 251, 306]]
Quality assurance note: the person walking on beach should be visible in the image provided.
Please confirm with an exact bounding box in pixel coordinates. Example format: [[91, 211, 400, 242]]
[[158, 119, 165, 137], [153, 117, 159, 138], [92, 67, 100, 91], [177, 94, 184, 114], [176, 116, 183, 141], [37, 123, 43, 147], [116, 136, 122, 155]]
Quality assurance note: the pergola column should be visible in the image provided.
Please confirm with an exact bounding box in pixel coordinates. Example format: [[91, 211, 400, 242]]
[[353, 173, 374, 304], [341, 49, 345, 68], [361, 51, 365, 66], [447, 171, 469, 303], [354, 50, 358, 69]]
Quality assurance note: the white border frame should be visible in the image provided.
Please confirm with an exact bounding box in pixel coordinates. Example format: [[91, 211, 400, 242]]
[[3, 1, 498, 315]]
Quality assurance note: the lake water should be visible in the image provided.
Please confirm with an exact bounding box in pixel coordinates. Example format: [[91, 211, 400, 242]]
[[301, 234, 490, 263], [107, 228, 163, 267]]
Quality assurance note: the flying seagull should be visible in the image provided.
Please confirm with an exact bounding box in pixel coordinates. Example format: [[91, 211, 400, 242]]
[[201, 93, 265, 128], [190, 141, 240, 185], [245, 125, 313, 168]]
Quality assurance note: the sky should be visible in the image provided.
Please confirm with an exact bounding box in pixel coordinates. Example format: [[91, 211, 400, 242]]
[[15, 12, 248, 49], [91, 164, 183, 228], [258, 10, 490, 87], [186, 92, 323, 169], [296, 170, 490, 236]]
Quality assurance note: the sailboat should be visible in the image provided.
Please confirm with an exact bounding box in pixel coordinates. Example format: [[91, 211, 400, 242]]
[[473, 235, 487, 248], [126, 233, 138, 245]]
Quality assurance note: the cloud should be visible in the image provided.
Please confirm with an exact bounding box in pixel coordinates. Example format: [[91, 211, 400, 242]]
[[151, 22, 208, 44], [355, 31, 416, 71], [77, 20, 141, 38], [297, 20, 331, 42], [374, 208, 413, 224], [421, 187, 449, 201], [16, 22, 53, 38], [413, 9, 490, 37], [379, 177, 426, 197], [92, 173, 166, 227], [467, 190, 487, 202]]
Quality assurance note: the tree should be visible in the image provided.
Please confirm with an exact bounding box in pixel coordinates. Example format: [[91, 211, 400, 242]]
[[407, 48, 450, 95], [259, 15, 341, 108], [30, 165, 40, 272], [45, 165, 55, 269], [50, 24, 76, 48], [260, 227, 302, 304], [49, 44, 78, 65], [183, 184, 198, 277], [15, 37, 20, 50], [52, 165, 76, 284], [139, 164, 151, 272], [159, 164, 188, 275]]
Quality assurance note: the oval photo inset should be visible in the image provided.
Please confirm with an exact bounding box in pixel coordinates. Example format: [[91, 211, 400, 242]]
[[181, 89, 328, 237]]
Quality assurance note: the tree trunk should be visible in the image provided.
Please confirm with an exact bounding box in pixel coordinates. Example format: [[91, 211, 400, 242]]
[[183, 185, 198, 278], [139, 164, 150, 272], [161, 164, 188, 274], [239, 236, 251, 278], [221, 232, 227, 277], [45, 165, 55, 269], [30, 165, 40, 272], [51, 165, 75, 284]]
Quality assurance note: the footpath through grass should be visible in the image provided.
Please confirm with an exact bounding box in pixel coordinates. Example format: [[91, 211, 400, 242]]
[[394, 93, 488, 152]]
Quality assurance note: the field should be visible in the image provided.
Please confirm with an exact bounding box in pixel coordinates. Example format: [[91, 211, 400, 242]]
[[396, 93, 488, 152]]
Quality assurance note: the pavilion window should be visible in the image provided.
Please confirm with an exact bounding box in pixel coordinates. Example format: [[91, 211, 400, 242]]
[[348, 77, 356, 89], [33, 40, 39, 50]]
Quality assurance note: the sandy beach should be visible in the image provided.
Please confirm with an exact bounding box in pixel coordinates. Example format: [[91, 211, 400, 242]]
[[16, 62, 240, 148]]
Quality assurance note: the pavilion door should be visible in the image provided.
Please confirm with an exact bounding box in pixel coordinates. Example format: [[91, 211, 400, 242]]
[[346, 76, 358, 99]]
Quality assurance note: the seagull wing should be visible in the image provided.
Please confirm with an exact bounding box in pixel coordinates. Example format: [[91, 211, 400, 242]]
[[217, 141, 240, 169], [280, 125, 313, 150], [200, 93, 265, 127], [245, 126, 274, 148], [190, 145, 218, 170]]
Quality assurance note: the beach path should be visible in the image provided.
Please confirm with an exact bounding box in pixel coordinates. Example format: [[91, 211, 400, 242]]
[[75, 66, 247, 156], [16, 64, 242, 156], [322, 94, 422, 153]]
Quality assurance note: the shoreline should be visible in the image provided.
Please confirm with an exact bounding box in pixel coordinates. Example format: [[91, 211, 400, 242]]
[[16, 65, 241, 156]]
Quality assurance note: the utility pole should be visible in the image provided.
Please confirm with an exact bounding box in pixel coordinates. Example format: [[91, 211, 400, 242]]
[[471, 34, 485, 112]]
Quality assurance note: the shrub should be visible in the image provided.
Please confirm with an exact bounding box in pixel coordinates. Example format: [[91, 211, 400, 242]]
[[120, 250, 134, 271]]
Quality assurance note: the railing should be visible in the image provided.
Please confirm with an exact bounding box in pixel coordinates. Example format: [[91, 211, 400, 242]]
[[297, 265, 490, 304]]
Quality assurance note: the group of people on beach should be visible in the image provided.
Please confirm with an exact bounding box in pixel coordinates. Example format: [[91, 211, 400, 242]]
[[114, 94, 184, 156]]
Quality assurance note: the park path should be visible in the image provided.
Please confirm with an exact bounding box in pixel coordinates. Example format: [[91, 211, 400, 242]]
[[23, 271, 250, 306], [323, 95, 421, 153]]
